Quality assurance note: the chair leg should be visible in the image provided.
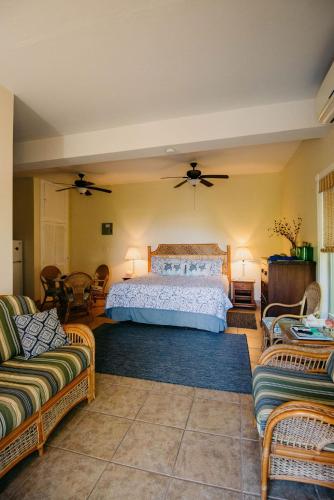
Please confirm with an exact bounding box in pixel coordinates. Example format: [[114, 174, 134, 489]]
[[64, 304, 70, 323], [40, 295, 47, 310], [261, 444, 270, 500]]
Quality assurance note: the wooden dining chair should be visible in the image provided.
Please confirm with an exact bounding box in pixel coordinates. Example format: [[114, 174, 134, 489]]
[[40, 265, 64, 309], [63, 272, 93, 323], [91, 264, 110, 303]]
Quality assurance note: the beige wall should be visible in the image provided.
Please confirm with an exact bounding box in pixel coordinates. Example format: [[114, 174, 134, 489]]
[[0, 85, 14, 294], [70, 173, 283, 299], [281, 128, 334, 254]]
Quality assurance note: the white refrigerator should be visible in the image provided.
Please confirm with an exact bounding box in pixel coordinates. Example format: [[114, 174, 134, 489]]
[[13, 240, 23, 295]]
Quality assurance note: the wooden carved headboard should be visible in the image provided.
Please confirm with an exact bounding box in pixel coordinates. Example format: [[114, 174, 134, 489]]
[[147, 243, 231, 282]]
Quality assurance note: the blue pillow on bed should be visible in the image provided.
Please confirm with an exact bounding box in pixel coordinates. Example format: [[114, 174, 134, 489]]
[[151, 257, 185, 275]]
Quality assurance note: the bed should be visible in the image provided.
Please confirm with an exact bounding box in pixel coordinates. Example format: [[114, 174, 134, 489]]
[[105, 243, 233, 333]]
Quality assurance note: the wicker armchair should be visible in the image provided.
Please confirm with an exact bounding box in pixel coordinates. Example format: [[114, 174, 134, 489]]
[[63, 272, 93, 323], [91, 264, 109, 303], [40, 266, 64, 309], [262, 281, 321, 348], [254, 344, 334, 499]]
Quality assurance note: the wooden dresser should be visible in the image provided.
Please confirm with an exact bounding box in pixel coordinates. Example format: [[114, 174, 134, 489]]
[[261, 259, 316, 317]]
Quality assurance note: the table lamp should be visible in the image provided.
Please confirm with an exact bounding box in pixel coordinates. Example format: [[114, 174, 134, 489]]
[[125, 247, 141, 277], [235, 246, 253, 277]]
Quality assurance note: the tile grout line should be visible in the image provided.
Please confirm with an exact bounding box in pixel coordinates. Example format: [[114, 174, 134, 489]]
[[107, 460, 244, 495], [170, 389, 196, 476], [105, 384, 153, 463], [86, 461, 109, 500]]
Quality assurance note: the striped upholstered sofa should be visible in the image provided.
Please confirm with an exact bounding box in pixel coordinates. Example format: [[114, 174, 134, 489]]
[[0, 296, 95, 477], [253, 344, 334, 499]]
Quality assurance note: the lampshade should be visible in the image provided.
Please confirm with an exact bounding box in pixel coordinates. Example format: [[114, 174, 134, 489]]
[[235, 246, 253, 261], [125, 247, 141, 261]]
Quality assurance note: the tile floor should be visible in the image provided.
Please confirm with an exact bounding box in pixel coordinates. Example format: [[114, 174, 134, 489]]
[[0, 305, 332, 499]]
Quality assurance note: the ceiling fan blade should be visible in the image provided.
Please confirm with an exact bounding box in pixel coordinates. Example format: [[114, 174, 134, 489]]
[[85, 190, 93, 196], [56, 187, 75, 191], [161, 176, 187, 179], [89, 186, 112, 193], [200, 179, 214, 187], [174, 180, 188, 188], [200, 175, 229, 179]]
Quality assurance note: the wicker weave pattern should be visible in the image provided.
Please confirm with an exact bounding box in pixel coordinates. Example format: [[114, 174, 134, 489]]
[[265, 354, 328, 372], [151, 243, 226, 256], [272, 415, 334, 451], [0, 422, 39, 471], [42, 378, 88, 437], [270, 455, 334, 482], [259, 345, 331, 373]]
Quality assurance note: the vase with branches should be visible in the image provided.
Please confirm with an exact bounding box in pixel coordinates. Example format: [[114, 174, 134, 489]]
[[268, 217, 302, 256]]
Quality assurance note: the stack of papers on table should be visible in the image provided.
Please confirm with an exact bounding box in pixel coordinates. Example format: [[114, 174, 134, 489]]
[[290, 325, 334, 341]]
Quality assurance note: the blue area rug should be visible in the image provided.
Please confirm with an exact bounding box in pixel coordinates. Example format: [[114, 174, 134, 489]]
[[93, 321, 252, 393]]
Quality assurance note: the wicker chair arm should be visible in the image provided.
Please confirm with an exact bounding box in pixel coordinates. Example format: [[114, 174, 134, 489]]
[[264, 401, 334, 452], [258, 344, 332, 372], [267, 313, 308, 334], [262, 301, 303, 318], [63, 323, 95, 355]]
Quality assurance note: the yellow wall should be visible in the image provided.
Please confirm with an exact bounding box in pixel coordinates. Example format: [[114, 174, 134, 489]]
[[13, 178, 35, 297], [70, 173, 284, 299], [0, 85, 14, 293], [12, 177, 41, 299], [281, 128, 334, 254]]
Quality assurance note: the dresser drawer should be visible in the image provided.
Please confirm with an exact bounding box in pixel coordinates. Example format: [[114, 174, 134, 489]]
[[233, 281, 253, 291]]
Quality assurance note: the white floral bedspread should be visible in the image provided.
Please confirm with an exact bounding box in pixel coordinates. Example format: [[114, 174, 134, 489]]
[[106, 273, 232, 319]]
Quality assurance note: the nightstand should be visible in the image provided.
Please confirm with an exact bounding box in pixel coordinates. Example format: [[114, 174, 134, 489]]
[[232, 279, 256, 309]]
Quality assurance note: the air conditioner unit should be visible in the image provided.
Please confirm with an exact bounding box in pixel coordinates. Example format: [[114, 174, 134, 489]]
[[316, 61, 334, 124]]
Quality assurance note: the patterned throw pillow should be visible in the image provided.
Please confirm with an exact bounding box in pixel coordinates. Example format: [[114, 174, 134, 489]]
[[151, 257, 185, 275], [0, 296, 38, 362], [186, 259, 222, 276], [13, 308, 70, 360]]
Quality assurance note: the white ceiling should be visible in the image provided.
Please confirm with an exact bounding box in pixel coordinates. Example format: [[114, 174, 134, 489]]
[[1, 0, 333, 142], [22, 140, 300, 185]]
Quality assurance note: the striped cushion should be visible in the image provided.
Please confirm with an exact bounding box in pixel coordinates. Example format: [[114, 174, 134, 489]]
[[326, 351, 334, 382], [253, 365, 334, 437], [0, 345, 90, 405], [0, 381, 41, 439], [0, 296, 38, 362]]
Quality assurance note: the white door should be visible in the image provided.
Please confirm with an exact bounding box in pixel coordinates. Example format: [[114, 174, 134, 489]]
[[40, 180, 69, 275]]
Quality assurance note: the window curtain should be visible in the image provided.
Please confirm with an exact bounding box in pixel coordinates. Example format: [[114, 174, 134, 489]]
[[319, 171, 334, 253]]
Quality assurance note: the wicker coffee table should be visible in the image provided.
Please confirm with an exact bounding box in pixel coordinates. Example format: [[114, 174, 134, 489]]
[[278, 318, 334, 347]]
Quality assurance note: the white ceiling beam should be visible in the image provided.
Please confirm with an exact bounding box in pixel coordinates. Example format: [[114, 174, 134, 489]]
[[14, 99, 328, 171]]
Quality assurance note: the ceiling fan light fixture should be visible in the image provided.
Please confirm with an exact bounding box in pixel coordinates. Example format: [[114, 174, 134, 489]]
[[188, 178, 199, 186], [77, 187, 87, 194]]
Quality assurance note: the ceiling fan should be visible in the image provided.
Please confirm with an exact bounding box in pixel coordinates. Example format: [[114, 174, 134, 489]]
[[161, 161, 229, 188], [55, 173, 112, 196]]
